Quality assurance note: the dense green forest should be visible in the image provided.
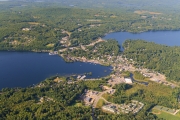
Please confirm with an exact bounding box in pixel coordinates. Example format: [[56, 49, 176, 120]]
[[1, 77, 177, 120], [0, 76, 110, 119], [1, 1, 180, 119], [102, 83, 180, 120], [103, 83, 179, 109], [0, 4, 180, 51], [0, 77, 171, 120], [0, 78, 92, 119], [123, 40, 180, 81], [5, 0, 180, 13]]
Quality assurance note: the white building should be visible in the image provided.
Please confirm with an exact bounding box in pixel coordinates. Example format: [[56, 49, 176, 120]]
[[124, 77, 133, 84]]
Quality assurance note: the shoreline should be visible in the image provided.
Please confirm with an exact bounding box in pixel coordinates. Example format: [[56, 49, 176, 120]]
[[0, 50, 178, 89]]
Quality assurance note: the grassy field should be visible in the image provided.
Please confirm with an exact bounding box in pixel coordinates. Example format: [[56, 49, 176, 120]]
[[132, 71, 150, 82], [46, 43, 54, 47], [125, 82, 174, 99], [96, 99, 105, 108], [73, 103, 83, 107], [152, 108, 180, 120], [134, 10, 162, 15]]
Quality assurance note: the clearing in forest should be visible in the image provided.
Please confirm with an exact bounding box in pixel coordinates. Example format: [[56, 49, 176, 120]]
[[152, 107, 180, 120], [134, 10, 162, 15]]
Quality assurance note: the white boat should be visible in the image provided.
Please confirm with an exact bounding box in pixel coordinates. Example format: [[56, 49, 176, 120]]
[[49, 51, 58, 55], [49, 52, 55, 55], [80, 75, 86, 80]]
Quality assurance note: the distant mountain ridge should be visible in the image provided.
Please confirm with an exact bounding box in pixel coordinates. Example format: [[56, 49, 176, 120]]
[[3, 0, 180, 12]]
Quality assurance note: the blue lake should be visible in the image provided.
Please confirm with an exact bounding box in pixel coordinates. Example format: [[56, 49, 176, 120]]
[[1, 30, 180, 89], [103, 31, 180, 50], [0, 52, 112, 89]]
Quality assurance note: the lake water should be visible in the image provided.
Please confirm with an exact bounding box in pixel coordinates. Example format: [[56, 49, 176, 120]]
[[0, 52, 112, 89], [1, 31, 180, 89], [103, 31, 180, 50]]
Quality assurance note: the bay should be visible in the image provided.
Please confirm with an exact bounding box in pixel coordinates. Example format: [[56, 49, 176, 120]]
[[2, 30, 180, 89], [0, 52, 112, 89], [103, 31, 180, 50]]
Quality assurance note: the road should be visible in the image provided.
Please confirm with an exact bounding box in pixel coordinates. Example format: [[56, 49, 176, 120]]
[[91, 106, 96, 120], [92, 89, 113, 107]]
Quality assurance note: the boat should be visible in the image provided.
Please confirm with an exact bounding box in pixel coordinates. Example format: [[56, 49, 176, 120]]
[[77, 75, 81, 79], [49, 52, 55, 55], [49, 51, 58, 55], [80, 75, 86, 80]]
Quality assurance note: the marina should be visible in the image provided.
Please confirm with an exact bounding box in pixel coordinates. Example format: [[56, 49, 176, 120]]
[[49, 51, 58, 55]]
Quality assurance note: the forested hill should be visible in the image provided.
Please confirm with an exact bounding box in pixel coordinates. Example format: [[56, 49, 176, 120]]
[[0, 76, 157, 120], [123, 40, 180, 81], [0, 78, 92, 119], [8, 0, 180, 12], [0, 6, 180, 51]]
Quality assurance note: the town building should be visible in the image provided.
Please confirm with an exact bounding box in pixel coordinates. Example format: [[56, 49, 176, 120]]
[[124, 77, 133, 84], [102, 105, 116, 113], [85, 97, 92, 103]]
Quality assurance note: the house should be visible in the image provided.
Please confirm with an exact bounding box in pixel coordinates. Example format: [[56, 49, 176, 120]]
[[124, 77, 133, 84], [22, 28, 30, 31], [62, 36, 69, 41], [102, 86, 110, 90], [102, 105, 116, 113], [85, 97, 92, 102]]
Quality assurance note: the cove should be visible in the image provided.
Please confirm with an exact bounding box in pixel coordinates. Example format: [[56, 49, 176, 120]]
[[0, 52, 112, 89], [103, 31, 180, 50]]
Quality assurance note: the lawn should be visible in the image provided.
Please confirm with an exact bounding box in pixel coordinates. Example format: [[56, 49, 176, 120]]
[[46, 43, 54, 47], [152, 108, 180, 120], [96, 99, 105, 108], [125, 82, 173, 98], [73, 103, 83, 107]]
